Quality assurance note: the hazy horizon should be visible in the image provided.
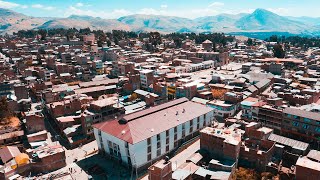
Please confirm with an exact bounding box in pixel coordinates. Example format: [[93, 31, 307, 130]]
[[1, 0, 320, 19]]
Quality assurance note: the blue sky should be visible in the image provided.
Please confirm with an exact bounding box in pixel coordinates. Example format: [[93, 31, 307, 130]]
[[1, 0, 320, 19]]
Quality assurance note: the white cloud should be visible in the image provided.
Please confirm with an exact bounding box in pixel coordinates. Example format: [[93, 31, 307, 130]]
[[65, 6, 131, 19], [32, 4, 55, 11], [76, 3, 84, 7], [209, 2, 224, 7], [32, 4, 43, 8], [161, 4, 168, 9], [0, 0, 20, 9], [138, 8, 163, 15], [21, 5, 28, 9], [267, 8, 290, 16]]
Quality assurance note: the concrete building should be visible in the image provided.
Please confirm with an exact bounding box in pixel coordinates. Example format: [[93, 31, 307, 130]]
[[25, 111, 45, 134], [140, 69, 154, 90], [202, 40, 213, 51], [282, 107, 320, 145], [93, 98, 214, 171], [207, 100, 237, 120], [148, 159, 172, 180], [295, 156, 320, 180], [200, 126, 241, 161], [14, 83, 29, 101]]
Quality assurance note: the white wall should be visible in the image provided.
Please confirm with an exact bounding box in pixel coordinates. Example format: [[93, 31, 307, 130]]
[[94, 110, 214, 169]]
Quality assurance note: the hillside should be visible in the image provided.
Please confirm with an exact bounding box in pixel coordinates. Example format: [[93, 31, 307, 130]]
[[235, 9, 306, 33], [38, 15, 131, 31], [0, 8, 47, 34], [1, 8, 320, 36]]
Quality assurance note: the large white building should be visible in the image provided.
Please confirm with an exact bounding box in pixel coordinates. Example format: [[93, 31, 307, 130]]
[[93, 98, 214, 170]]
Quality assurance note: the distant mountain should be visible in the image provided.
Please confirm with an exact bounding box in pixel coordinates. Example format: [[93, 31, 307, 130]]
[[286, 16, 320, 26], [1, 8, 320, 37], [38, 15, 130, 31], [235, 9, 306, 33], [118, 14, 194, 33], [0, 8, 47, 34], [194, 13, 247, 32]]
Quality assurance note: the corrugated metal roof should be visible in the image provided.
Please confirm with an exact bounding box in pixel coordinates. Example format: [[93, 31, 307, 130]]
[[283, 107, 320, 121], [268, 134, 309, 151]]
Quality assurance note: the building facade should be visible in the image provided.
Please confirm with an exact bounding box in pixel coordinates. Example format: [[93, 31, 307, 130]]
[[93, 98, 214, 171]]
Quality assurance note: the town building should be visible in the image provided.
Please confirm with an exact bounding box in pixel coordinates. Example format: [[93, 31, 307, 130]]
[[93, 98, 214, 171]]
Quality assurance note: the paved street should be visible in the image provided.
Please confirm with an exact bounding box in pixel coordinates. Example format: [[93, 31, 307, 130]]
[[171, 139, 200, 171], [64, 141, 98, 164]]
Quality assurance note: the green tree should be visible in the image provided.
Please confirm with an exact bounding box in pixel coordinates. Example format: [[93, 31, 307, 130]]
[[269, 35, 278, 42], [0, 97, 11, 121], [174, 38, 182, 48], [273, 44, 285, 58], [107, 40, 112, 47], [38, 29, 47, 40], [247, 38, 253, 46]]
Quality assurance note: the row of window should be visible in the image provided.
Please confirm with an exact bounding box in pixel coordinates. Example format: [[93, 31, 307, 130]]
[[287, 114, 320, 125], [107, 140, 121, 158], [292, 121, 320, 132], [146, 114, 207, 161]]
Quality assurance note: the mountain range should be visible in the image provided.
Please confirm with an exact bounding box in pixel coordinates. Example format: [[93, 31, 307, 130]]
[[1, 8, 320, 37]]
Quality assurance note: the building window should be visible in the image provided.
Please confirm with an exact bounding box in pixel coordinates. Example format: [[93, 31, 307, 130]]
[[182, 128, 185, 138], [157, 149, 161, 156], [292, 121, 299, 127], [148, 154, 151, 161], [166, 130, 169, 137], [147, 138, 151, 145], [166, 145, 169, 152], [204, 114, 206, 120], [108, 141, 121, 158], [166, 138, 169, 144], [294, 115, 299, 120], [315, 127, 320, 133], [284, 120, 290, 124], [304, 118, 312, 123], [189, 127, 193, 133], [303, 124, 310, 129], [174, 127, 177, 134], [157, 134, 160, 141], [174, 134, 177, 140], [107, 140, 112, 148], [174, 141, 178, 148], [148, 146, 151, 153], [157, 141, 161, 148]]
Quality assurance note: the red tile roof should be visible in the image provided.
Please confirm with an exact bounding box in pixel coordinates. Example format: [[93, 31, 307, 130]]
[[94, 98, 213, 144]]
